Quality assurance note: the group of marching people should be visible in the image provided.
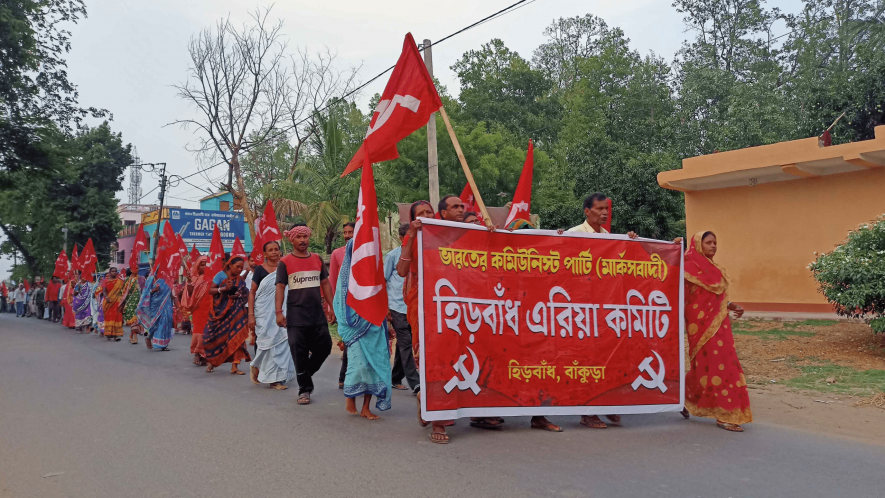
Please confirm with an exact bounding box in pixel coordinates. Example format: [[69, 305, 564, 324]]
[[6, 190, 753, 445]]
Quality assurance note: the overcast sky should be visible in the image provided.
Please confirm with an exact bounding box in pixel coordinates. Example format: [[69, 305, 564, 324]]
[[1, 0, 803, 280]]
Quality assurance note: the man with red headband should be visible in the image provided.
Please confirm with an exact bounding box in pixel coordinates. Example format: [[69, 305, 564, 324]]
[[275, 223, 335, 405]]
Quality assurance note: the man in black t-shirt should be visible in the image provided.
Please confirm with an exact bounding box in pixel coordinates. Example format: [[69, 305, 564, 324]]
[[275, 224, 336, 404]]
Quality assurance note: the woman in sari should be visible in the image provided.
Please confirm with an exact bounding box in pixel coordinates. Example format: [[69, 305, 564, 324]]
[[184, 257, 210, 365], [102, 267, 125, 341], [92, 276, 105, 335], [202, 257, 251, 374], [120, 269, 142, 344], [62, 278, 76, 328], [248, 241, 294, 389], [72, 275, 93, 334], [683, 231, 752, 432], [334, 240, 392, 420], [136, 275, 174, 351], [397, 201, 455, 443]]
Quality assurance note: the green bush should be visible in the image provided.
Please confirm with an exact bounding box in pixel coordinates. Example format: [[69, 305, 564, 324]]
[[810, 216, 885, 333]]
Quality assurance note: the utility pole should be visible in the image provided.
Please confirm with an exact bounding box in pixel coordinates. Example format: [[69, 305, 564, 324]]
[[423, 39, 440, 208], [61, 226, 68, 254], [151, 163, 168, 264]]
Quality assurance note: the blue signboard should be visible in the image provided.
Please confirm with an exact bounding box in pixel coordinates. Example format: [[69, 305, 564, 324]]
[[168, 208, 245, 249]]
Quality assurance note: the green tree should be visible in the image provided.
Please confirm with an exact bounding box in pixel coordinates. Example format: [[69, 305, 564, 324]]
[[451, 39, 561, 146], [0, 123, 131, 277], [810, 216, 885, 333]]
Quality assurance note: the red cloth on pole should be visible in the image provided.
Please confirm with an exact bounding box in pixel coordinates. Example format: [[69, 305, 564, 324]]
[[23, 279, 30, 292], [341, 33, 443, 177], [81, 239, 97, 281], [154, 222, 181, 283], [231, 236, 246, 259], [206, 226, 225, 278], [130, 224, 148, 273], [344, 153, 388, 326], [505, 140, 534, 226], [53, 250, 69, 278], [253, 200, 282, 265], [71, 245, 81, 273]]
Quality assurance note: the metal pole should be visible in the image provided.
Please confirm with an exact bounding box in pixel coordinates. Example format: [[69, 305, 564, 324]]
[[423, 39, 440, 208], [62, 226, 68, 254]]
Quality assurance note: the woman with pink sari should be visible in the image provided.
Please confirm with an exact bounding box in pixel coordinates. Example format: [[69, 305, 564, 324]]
[[682, 231, 752, 432]]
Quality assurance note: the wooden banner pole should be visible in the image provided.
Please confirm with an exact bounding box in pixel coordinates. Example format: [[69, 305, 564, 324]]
[[438, 106, 495, 230]]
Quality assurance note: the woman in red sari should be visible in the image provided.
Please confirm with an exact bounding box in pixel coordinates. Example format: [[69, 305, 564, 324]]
[[683, 231, 752, 432], [184, 257, 210, 366], [202, 257, 251, 374], [62, 277, 76, 328]]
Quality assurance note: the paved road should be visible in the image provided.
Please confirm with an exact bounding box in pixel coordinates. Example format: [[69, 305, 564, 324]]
[[1, 313, 883, 498]]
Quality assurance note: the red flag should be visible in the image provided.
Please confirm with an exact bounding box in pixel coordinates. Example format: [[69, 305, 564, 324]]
[[345, 158, 387, 326], [257, 200, 282, 244], [231, 236, 246, 259], [153, 221, 181, 283], [81, 239, 97, 281], [71, 245, 81, 273], [250, 242, 265, 266], [207, 225, 225, 279], [188, 244, 201, 272], [23, 279, 30, 292], [130, 224, 148, 273], [1, 282, 6, 295], [53, 250, 69, 278], [505, 140, 535, 226], [341, 33, 443, 177], [459, 183, 484, 223]]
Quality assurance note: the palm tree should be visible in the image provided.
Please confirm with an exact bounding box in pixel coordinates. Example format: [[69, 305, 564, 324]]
[[264, 108, 360, 254]]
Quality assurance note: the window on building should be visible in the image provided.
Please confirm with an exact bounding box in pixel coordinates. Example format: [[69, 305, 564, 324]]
[[219, 201, 230, 211], [125, 220, 136, 226], [116, 250, 125, 264]]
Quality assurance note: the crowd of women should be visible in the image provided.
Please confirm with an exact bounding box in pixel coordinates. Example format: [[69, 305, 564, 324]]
[[4, 192, 753, 445]]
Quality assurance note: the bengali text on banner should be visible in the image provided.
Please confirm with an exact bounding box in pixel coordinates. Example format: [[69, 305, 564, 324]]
[[417, 219, 685, 421]]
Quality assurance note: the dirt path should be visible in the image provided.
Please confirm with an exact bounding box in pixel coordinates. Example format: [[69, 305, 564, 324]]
[[728, 319, 885, 444]]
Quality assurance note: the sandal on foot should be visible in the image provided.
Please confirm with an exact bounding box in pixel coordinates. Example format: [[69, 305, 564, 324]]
[[530, 418, 563, 432], [250, 367, 260, 385], [580, 415, 607, 429], [392, 383, 408, 390], [605, 415, 622, 426], [429, 432, 449, 444], [469, 418, 503, 430], [231, 369, 245, 375], [297, 393, 311, 405], [270, 383, 288, 390], [717, 421, 744, 432], [680, 408, 690, 419], [206, 365, 214, 373]]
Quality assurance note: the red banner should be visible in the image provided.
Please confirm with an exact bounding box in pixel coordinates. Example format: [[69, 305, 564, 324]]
[[417, 219, 684, 420]]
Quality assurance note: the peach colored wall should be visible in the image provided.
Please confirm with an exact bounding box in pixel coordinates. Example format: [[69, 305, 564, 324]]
[[685, 168, 885, 307]]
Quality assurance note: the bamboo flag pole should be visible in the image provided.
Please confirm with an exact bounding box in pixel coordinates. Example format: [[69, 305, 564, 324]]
[[438, 106, 495, 230]]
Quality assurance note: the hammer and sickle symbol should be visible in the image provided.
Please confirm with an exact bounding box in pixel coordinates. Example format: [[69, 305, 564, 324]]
[[443, 347, 481, 395], [631, 350, 668, 393]]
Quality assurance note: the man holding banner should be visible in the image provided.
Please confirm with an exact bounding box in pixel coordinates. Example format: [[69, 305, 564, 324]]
[[414, 199, 685, 434]]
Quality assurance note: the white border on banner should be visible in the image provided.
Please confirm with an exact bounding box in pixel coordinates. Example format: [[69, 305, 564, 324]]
[[417, 218, 685, 421]]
